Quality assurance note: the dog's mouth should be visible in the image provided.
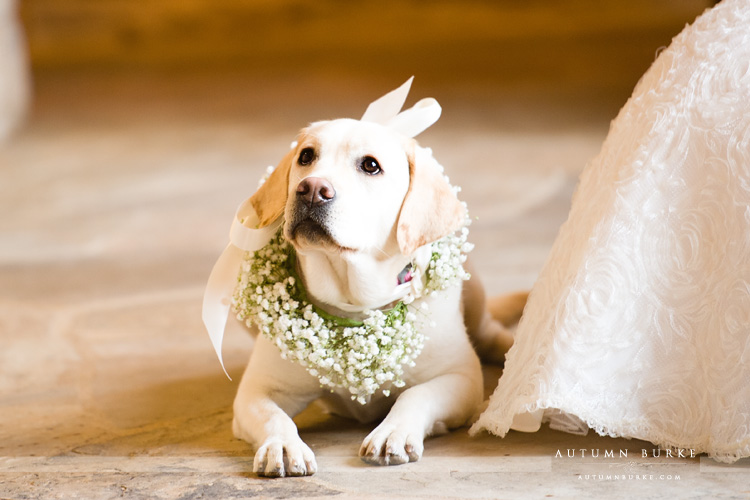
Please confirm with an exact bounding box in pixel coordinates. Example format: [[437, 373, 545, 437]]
[[286, 199, 358, 254], [290, 218, 335, 246], [287, 216, 355, 254]]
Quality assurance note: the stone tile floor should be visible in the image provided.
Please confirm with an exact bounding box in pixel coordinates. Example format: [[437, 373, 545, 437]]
[[1, 71, 749, 499]]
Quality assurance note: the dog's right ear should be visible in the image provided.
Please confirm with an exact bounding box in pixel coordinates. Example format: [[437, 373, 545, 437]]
[[249, 148, 296, 228]]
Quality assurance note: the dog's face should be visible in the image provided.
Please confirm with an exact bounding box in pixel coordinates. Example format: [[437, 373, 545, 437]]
[[249, 118, 465, 260], [283, 119, 411, 256]]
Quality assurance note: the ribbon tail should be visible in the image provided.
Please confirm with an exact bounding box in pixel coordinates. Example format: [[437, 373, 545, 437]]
[[202, 243, 244, 380], [361, 76, 414, 124], [387, 97, 442, 138]]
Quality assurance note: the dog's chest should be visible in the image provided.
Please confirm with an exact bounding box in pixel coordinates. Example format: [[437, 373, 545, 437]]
[[318, 386, 402, 424]]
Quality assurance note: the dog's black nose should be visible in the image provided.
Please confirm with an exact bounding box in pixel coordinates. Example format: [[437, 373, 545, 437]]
[[296, 177, 335, 207]]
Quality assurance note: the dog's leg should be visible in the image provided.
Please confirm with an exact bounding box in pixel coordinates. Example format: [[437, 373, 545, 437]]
[[359, 371, 482, 465], [232, 337, 321, 477]]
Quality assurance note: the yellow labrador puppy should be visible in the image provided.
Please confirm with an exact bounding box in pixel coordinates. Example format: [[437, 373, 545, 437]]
[[230, 116, 524, 477]]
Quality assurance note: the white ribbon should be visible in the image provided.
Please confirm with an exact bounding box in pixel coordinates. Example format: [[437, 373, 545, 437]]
[[202, 198, 281, 378], [361, 76, 442, 137], [202, 78, 442, 377]]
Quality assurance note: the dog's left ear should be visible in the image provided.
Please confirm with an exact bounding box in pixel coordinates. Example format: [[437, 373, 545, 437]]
[[249, 148, 296, 228], [397, 144, 466, 255]]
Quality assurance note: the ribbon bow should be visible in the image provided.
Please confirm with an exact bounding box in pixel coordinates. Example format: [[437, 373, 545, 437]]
[[202, 77, 442, 378]]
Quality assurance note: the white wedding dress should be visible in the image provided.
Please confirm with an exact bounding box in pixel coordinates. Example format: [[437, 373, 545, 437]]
[[472, 0, 750, 463]]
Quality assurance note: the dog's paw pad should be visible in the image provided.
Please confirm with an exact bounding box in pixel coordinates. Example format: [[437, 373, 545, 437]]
[[254, 438, 317, 477]]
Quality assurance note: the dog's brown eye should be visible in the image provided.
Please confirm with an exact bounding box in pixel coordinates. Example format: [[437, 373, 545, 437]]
[[360, 156, 382, 175], [298, 148, 315, 166]]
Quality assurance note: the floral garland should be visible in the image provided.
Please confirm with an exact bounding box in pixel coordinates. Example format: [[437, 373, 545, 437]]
[[232, 221, 473, 404]]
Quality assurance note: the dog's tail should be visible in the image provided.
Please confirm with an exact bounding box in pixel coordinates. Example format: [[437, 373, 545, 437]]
[[487, 291, 529, 327]]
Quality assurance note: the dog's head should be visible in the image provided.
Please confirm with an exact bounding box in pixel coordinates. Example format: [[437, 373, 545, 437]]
[[249, 118, 465, 258]]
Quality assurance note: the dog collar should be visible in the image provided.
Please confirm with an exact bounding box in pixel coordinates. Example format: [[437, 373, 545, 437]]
[[397, 263, 413, 285]]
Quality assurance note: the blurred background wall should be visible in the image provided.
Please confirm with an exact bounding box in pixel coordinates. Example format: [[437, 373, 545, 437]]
[[22, 0, 707, 81], [16, 0, 711, 130]]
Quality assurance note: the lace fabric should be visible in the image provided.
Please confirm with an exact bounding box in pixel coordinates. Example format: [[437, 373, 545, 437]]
[[471, 0, 750, 463]]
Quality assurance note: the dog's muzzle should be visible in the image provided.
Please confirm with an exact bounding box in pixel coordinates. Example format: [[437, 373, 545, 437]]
[[288, 177, 337, 245]]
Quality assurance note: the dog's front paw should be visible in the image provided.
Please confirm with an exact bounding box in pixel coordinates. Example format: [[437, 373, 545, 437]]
[[359, 424, 424, 466], [253, 438, 317, 477]]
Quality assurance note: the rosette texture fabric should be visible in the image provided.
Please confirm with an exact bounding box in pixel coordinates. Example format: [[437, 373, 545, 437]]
[[472, 0, 750, 463]]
